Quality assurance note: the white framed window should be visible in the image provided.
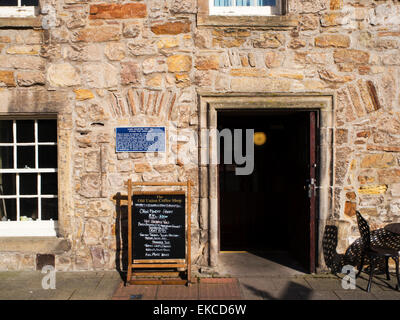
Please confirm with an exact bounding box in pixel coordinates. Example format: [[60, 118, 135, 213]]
[[0, 118, 58, 237], [0, 0, 39, 18], [209, 0, 283, 16]]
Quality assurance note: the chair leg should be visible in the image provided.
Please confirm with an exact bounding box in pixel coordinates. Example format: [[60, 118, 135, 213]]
[[367, 259, 374, 293], [394, 256, 400, 291], [385, 256, 390, 281], [357, 253, 365, 278]]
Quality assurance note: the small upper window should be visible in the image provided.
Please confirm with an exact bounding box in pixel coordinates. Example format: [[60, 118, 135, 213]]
[[0, 0, 39, 18], [209, 0, 283, 16]]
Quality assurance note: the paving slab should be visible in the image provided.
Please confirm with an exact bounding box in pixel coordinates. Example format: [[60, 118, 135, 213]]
[[271, 277, 313, 291], [157, 284, 198, 300], [352, 278, 387, 293], [200, 297, 243, 300], [304, 277, 346, 291], [69, 287, 113, 300], [238, 277, 277, 300], [218, 252, 306, 277], [335, 273, 399, 292], [55, 278, 102, 291], [113, 283, 157, 300], [366, 277, 400, 291], [0, 280, 43, 291], [333, 290, 378, 300], [95, 278, 121, 296], [0, 271, 40, 280], [103, 271, 123, 279], [199, 280, 242, 299], [28, 289, 76, 300], [0, 289, 36, 300], [248, 281, 311, 300], [373, 290, 400, 300], [298, 290, 340, 300]]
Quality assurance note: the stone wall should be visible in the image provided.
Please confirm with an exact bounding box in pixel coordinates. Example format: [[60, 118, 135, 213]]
[[0, 0, 400, 272]]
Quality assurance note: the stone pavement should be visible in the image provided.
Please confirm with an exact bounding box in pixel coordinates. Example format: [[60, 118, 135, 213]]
[[0, 271, 121, 300], [0, 271, 400, 300], [238, 273, 400, 300]]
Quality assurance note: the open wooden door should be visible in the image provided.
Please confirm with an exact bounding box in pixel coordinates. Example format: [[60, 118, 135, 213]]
[[308, 111, 317, 273], [288, 111, 318, 273]]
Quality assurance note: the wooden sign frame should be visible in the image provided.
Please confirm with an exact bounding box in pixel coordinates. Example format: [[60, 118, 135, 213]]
[[126, 180, 192, 286]]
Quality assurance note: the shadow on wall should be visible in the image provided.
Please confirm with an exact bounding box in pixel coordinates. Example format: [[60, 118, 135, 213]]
[[322, 225, 400, 274], [114, 192, 128, 283]]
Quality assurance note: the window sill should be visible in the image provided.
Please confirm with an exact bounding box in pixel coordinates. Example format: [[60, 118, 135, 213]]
[[0, 236, 70, 254], [197, 14, 298, 29], [0, 220, 58, 237], [0, 17, 41, 28]]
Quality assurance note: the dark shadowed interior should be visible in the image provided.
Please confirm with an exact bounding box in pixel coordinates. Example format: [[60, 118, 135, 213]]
[[218, 110, 316, 272]]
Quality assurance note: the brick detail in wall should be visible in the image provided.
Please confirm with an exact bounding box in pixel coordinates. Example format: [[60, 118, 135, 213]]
[[341, 80, 382, 121], [108, 89, 178, 120]]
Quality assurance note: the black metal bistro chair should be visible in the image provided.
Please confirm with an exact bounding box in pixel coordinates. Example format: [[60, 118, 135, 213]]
[[356, 211, 400, 292], [322, 225, 348, 274]]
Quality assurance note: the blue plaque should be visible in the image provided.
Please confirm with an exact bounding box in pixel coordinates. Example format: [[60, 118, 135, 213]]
[[116, 127, 166, 152]]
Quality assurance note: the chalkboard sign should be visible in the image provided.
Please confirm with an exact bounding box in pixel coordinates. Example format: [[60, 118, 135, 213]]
[[132, 193, 186, 260], [125, 180, 192, 285]]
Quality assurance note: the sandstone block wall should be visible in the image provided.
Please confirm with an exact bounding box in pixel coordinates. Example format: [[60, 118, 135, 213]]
[[0, 0, 399, 272]]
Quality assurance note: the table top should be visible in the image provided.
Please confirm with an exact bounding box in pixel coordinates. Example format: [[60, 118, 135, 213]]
[[384, 223, 400, 235]]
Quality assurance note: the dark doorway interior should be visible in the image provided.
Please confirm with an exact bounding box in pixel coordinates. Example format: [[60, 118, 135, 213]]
[[218, 110, 317, 273]]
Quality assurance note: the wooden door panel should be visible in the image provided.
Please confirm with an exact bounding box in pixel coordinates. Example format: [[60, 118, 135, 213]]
[[308, 111, 317, 273]]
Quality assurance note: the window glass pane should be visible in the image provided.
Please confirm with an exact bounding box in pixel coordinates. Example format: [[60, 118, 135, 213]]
[[236, 0, 254, 6], [214, 0, 232, 6], [38, 120, 57, 143], [0, 120, 13, 143], [0, 146, 13, 169], [21, 0, 38, 5], [17, 146, 35, 169], [39, 146, 57, 168], [41, 173, 57, 195], [41, 198, 58, 220], [20, 173, 37, 195], [16, 120, 34, 143], [0, 199, 16, 221], [0, 1, 18, 6], [0, 173, 16, 195], [20, 198, 38, 221], [257, 0, 276, 5]]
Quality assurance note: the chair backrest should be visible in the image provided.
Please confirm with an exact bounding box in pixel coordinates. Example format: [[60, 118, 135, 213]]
[[322, 225, 347, 273], [322, 225, 338, 268], [356, 211, 371, 249]]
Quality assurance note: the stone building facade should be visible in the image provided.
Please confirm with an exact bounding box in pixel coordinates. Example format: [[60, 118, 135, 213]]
[[0, 0, 400, 273]]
